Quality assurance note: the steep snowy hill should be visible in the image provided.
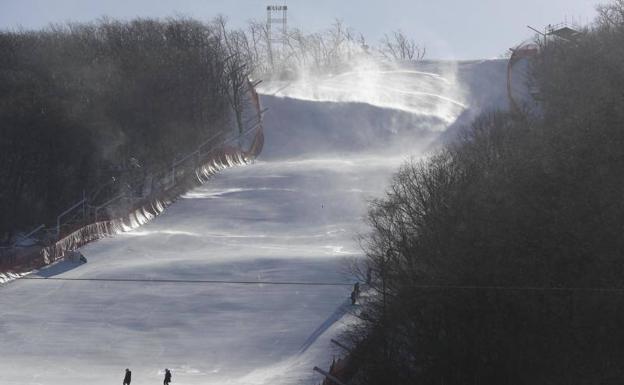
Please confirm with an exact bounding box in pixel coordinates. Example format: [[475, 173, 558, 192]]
[[0, 59, 509, 385], [260, 59, 511, 149]]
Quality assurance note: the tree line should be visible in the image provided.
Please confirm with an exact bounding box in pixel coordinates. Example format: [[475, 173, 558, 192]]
[[348, 1, 624, 384], [0, 17, 251, 244], [226, 18, 425, 79]]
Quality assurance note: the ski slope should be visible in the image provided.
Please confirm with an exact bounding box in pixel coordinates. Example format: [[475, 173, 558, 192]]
[[0, 60, 508, 385]]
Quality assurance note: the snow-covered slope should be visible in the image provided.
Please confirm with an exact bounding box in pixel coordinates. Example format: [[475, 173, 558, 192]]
[[0, 59, 508, 385]]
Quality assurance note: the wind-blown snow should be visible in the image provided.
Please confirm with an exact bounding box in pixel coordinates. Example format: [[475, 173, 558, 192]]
[[259, 62, 468, 125], [0, 59, 508, 385]]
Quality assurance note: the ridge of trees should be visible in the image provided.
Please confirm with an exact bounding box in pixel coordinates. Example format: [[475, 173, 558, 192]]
[[0, 17, 250, 244], [348, 1, 624, 384], [229, 19, 425, 79]]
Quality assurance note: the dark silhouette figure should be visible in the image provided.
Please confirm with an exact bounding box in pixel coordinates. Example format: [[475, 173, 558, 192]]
[[123, 368, 131, 385], [351, 289, 357, 305], [354, 282, 360, 295], [164, 368, 172, 385]]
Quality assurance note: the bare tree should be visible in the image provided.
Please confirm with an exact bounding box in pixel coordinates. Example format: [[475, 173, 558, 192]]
[[380, 30, 425, 61], [236, 19, 425, 79], [215, 16, 253, 134], [596, 0, 624, 28]]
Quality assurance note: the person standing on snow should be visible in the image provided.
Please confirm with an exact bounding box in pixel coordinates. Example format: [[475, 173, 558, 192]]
[[123, 368, 132, 385], [164, 368, 172, 385]]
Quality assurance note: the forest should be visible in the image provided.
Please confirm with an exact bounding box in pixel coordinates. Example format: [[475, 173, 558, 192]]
[[349, 1, 624, 384], [0, 17, 250, 244]]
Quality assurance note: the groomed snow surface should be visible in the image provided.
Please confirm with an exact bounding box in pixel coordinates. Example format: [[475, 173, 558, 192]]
[[0, 60, 508, 385]]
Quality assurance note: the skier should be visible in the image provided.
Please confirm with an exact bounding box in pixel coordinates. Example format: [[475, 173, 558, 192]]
[[164, 368, 172, 385], [123, 368, 131, 385]]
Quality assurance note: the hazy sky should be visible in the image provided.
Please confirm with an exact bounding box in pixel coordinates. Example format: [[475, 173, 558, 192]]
[[0, 0, 600, 59]]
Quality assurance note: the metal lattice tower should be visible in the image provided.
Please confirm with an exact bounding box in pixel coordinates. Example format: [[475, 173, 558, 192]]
[[266, 5, 288, 65]]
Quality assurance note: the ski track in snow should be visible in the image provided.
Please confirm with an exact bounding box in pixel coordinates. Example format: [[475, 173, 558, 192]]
[[0, 60, 509, 385]]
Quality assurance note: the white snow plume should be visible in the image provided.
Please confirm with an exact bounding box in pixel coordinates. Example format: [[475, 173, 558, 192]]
[[257, 55, 476, 163], [259, 57, 467, 126]]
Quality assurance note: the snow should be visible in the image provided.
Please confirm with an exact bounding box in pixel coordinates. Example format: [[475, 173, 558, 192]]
[[0, 59, 508, 385], [0, 271, 30, 285]]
